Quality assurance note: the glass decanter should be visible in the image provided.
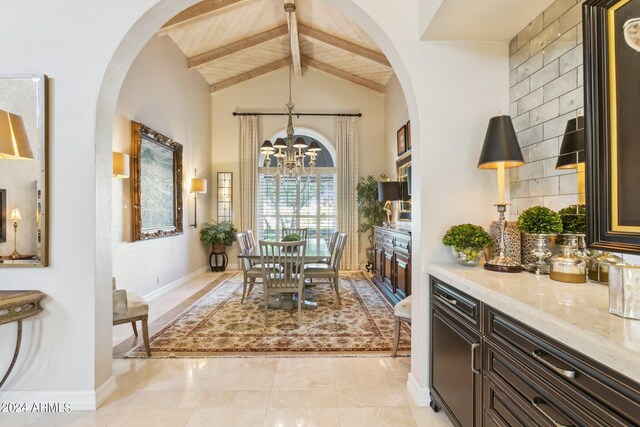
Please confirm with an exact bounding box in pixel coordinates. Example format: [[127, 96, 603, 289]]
[[549, 235, 587, 284]]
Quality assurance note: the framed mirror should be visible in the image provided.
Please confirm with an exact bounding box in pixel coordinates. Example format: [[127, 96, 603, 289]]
[[0, 75, 48, 267], [585, 0, 640, 254], [131, 121, 183, 241], [397, 154, 411, 221]]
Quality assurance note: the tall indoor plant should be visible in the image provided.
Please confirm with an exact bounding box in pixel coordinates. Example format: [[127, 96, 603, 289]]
[[356, 175, 388, 269]]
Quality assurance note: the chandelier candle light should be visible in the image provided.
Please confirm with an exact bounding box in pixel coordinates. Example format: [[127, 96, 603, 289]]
[[477, 114, 525, 273]]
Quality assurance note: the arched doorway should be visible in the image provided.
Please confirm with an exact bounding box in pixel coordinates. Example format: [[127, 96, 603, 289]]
[[95, 0, 424, 404]]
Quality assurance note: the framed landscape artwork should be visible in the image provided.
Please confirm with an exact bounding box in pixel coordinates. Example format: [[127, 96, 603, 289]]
[[397, 125, 407, 156], [131, 121, 183, 241], [585, 0, 640, 254]]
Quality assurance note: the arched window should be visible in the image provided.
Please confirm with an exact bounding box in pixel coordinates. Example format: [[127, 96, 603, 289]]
[[257, 133, 337, 242]]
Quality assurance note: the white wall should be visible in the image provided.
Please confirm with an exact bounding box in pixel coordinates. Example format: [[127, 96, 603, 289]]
[[112, 35, 212, 298], [210, 67, 386, 268], [384, 73, 410, 222]]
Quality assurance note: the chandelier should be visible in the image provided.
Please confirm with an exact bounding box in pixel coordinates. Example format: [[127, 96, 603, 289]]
[[259, 64, 322, 182]]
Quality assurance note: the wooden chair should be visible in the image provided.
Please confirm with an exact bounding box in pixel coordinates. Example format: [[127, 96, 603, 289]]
[[328, 231, 340, 253], [281, 227, 308, 240], [112, 278, 151, 357], [259, 240, 307, 326], [245, 230, 256, 248], [303, 233, 347, 304], [392, 295, 411, 357], [237, 232, 263, 303]]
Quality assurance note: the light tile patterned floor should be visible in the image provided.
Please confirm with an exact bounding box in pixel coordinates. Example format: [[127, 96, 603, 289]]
[[7, 271, 453, 426]]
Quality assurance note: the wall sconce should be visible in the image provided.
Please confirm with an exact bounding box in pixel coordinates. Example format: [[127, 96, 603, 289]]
[[112, 152, 130, 178], [217, 172, 232, 223], [190, 168, 207, 228], [0, 109, 33, 160], [9, 208, 22, 259]]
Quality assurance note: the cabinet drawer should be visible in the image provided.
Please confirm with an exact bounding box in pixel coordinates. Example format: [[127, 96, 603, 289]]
[[486, 307, 640, 426], [484, 376, 538, 427], [430, 277, 480, 331], [394, 236, 411, 253], [485, 341, 603, 426]]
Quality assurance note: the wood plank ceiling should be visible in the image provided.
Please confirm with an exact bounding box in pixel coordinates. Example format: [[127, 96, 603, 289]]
[[158, 0, 393, 93]]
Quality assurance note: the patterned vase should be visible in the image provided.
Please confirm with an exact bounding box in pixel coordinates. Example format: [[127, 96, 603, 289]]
[[489, 221, 521, 264]]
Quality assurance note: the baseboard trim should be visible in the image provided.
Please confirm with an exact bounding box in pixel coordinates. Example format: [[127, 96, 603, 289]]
[[407, 372, 431, 407], [95, 375, 117, 409], [144, 266, 208, 302]]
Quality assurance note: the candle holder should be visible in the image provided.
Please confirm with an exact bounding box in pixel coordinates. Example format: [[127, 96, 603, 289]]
[[484, 204, 523, 273]]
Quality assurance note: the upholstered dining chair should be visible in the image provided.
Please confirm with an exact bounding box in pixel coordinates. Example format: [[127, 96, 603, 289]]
[[259, 240, 307, 326], [392, 295, 411, 357], [303, 233, 347, 304], [245, 229, 256, 248], [318, 230, 340, 265], [237, 232, 262, 303], [281, 227, 308, 240], [112, 278, 151, 357]]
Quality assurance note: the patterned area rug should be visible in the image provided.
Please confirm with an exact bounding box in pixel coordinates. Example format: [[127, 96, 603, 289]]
[[127, 272, 410, 357]]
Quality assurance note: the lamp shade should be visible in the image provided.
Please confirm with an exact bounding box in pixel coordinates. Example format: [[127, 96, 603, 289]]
[[273, 138, 287, 149], [260, 140, 274, 153], [556, 116, 585, 170], [307, 140, 321, 152], [0, 109, 34, 160], [293, 137, 307, 149], [191, 178, 207, 193], [9, 208, 22, 221], [378, 181, 401, 202], [112, 152, 130, 178], [477, 115, 525, 169]]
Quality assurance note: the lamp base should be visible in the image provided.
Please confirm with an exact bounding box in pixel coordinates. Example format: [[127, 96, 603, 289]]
[[484, 255, 523, 273], [8, 250, 23, 260]]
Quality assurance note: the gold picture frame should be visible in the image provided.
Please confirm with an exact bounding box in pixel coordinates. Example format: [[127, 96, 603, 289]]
[[131, 121, 183, 241]]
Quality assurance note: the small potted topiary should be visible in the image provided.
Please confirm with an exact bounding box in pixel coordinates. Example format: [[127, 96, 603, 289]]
[[442, 224, 493, 267], [557, 204, 587, 249], [518, 206, 563, 274]]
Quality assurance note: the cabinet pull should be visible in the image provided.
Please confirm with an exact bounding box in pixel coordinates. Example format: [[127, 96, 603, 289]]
[[531, 397, 574, 427], [532, 349, 577, 379], [470, 342, 481, 374], [438, 294, 457, 305]]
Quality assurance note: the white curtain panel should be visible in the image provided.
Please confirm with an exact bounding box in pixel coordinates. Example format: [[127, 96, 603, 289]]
[[336, 116, 360, 270], [238, 115, 259, 233]]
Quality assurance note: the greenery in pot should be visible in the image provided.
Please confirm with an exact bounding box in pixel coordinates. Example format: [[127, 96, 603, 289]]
[[356, 175, 388, 263], [517, 206, 563, 235], [442, 224, 493, 266], [199, 220, 238, 247], [558, 204, 586, 234], [282, 233, 302, 242]]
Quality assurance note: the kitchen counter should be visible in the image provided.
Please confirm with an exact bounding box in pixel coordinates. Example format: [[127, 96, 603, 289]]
[[425, 262, 640, 383]]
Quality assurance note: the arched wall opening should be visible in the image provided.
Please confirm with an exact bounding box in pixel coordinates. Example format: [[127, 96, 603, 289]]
[[95, 0, 425, 404]]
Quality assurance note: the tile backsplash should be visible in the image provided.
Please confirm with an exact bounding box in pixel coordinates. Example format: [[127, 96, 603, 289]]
[[508, 0, 584, 221]]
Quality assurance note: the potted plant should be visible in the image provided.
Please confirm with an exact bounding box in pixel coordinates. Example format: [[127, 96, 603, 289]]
[[518, 206, 563, 274], [558, 204, 586, 234], [199, 220, 237, 254], [356, 175, 388, 271], [442, 224, 493, 267]]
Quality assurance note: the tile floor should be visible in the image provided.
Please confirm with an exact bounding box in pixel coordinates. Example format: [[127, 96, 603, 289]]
[[6, 271, 453, 427]]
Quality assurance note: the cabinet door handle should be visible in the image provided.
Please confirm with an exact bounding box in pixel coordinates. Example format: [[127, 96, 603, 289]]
[[532, 349, 577, 379], [438, 294, 457, 305], [470, 342, 481, 374], [531, 397, 574, 427]]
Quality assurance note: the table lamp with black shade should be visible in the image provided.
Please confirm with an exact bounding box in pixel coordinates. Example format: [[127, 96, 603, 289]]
[[478, 115, 525, 272], [556, 115, 585, 203], [378, 181, 401, 226]]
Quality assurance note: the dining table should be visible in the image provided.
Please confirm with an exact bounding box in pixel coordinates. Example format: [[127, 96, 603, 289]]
[[237, 238, 331, 309]]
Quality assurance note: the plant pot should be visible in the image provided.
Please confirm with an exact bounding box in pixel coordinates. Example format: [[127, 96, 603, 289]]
[[211, 243, 226, 254], [523, 234, 554, 275], [450, 247, 483, 267]]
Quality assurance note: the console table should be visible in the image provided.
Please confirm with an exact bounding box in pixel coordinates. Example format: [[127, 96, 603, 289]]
[[0, 291, 45, 388]]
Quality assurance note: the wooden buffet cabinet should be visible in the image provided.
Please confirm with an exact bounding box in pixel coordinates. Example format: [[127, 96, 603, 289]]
[[429, 275, 640, 427], [372, 226, 411, 304]]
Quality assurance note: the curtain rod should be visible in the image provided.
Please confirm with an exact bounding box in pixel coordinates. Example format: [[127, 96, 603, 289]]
[[232, 112, 362, 117]]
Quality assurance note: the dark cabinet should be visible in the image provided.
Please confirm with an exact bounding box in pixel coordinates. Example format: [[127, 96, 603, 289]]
[[429, 275, 640, 427], [430, 278, 482, 427], [372, 227, 411, 304]]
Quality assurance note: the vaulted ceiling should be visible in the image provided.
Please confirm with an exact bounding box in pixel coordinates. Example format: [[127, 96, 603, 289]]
[[158, 0, 393, 94]]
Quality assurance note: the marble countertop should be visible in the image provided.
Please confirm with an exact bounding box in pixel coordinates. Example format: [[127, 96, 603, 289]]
[[425, 262, 640, 383]]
